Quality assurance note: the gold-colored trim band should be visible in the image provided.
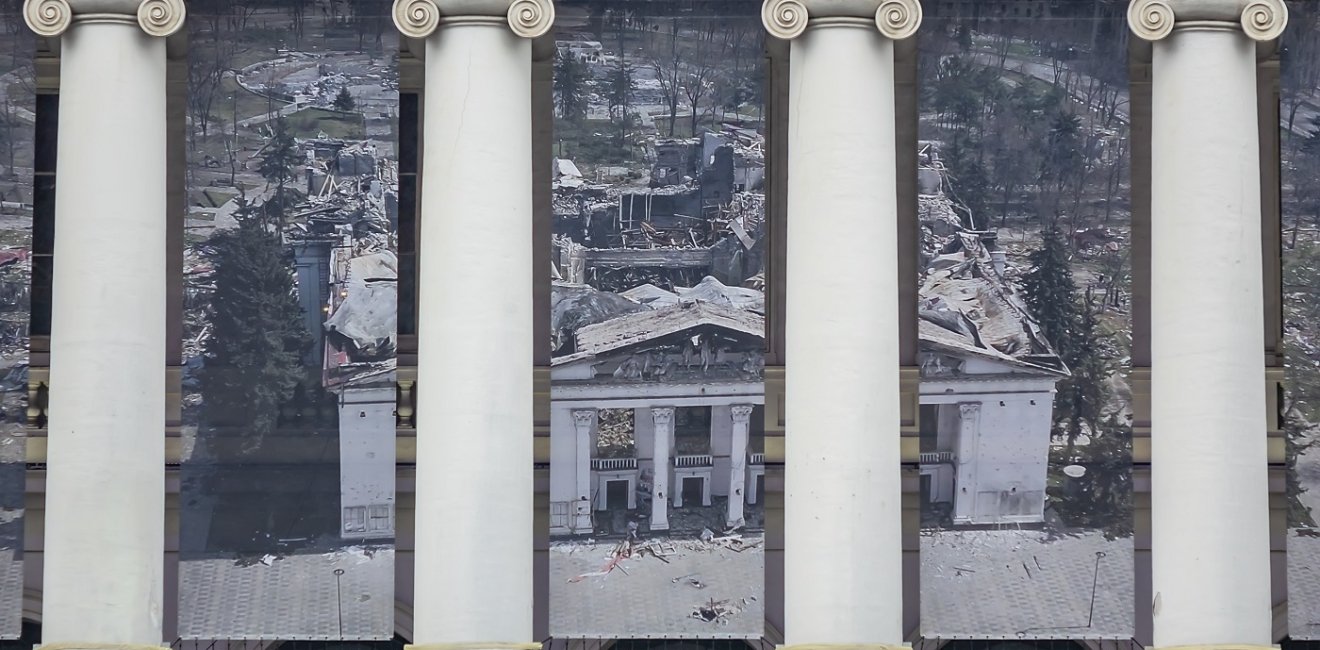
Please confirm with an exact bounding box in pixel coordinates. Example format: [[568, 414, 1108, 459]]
[[37, 644, 168, 650]]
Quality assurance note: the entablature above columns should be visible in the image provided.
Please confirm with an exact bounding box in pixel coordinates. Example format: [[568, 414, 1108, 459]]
[[23, 0, 186, 38], [761, 0, 920, 41], [1128, 0, 1286, 42]]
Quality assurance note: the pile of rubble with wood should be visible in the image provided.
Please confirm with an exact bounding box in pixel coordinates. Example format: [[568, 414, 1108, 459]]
[[559, 529, 763, 626]]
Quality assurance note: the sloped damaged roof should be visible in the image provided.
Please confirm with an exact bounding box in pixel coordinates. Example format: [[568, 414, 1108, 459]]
[[554, 300, 764, 366], [919, 227, 1067, 376]]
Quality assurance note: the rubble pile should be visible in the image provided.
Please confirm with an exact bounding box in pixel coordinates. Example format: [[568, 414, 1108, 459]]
[[595, 408, 635, 456]]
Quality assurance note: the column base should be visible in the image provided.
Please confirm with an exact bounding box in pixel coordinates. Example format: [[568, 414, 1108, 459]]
[[1153, 646, 1276, 650], [778, 645, 909, 650], [37, 644, 167, 650], [406, 644, 541, 650]]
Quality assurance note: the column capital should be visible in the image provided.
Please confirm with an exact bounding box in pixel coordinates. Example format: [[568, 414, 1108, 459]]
[[1127, 0, 1286, 42], [651, 405, 674, 426], [24, 0, 186, 38], [393, 0, 554, 40], [731, 404, 755, 423], [570, 408, 595, 427], [761, 0, 920, 41]]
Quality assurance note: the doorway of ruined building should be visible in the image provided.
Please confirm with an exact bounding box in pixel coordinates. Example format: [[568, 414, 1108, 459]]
[[605, 479, 629, 511], [681, 476, 704, 508], [753, 474, 764, 505]]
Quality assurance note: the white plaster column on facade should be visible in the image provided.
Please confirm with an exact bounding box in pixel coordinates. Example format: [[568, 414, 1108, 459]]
[[727, 404, 753, 528], [392, 0, 552, 645], [21, 0, 183, 645], [1128, 0, 1285, 646], [571, 408, 596, 533], [953, 402, 981, 524], [650, 406, 674, 531], [761, 0, 918, 644]]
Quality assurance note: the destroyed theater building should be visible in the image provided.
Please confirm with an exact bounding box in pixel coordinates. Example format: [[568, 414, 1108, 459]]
[[549, 137, 1067, 535]]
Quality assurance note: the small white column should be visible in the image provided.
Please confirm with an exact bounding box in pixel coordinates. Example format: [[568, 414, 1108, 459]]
[[571, 409, 595, 532], [761, 0, 919, 644], [1128, 0, 1285, 645], [954, 402, 981, 524], [727, 404, 753, 528], [23, 0, 183, 645], [650, 406, 673, 531], [393, 0, 553, 645]]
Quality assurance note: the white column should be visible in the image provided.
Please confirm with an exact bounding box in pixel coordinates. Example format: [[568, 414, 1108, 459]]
[[1128, 0, 1284, 645], [22, 0, 182, 645], [761, 0, 918, 644], [571, 409, 595, 532], [393, 0, 553, 645], [727, 404, 753, 528], [650, 406, 673, 531]]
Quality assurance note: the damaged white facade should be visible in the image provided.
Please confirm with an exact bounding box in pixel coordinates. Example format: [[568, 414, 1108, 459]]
[[549, 279, 766, 536], [916, 187, 1068, 525]]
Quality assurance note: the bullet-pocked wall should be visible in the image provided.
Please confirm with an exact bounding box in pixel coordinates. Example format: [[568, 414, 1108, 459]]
[[178, 1, 399, 640], [914, 1, 1135, 641], [0, 4, 32, 641], [545, 0, 768, 638]]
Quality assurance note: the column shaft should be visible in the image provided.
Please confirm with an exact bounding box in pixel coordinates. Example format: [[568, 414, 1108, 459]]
[[414, 22, 533, 643], [651, 407, 672, 531], [727, 405, 751, 528], [1149, 27, 1271, 644], [784, 22, 903, 644], [43, 19, 167, 644], [572, 409, 595, 532]]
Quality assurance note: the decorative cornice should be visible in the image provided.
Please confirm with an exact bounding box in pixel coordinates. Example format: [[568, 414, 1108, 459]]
[[1127, 0, 1286, 42], [23, 0, 185, 38], [761, 0, 920, 41], [392, 0, 554, 40]]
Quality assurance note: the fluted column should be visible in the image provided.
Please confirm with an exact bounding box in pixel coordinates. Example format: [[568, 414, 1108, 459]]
[[727, 404, 752, 528], [22, 0, 181, 645], [1128, 0, 1285, 645], [761, 0, 918, 644], [393, 0, 552, 645], [650, 406, 673, 531]]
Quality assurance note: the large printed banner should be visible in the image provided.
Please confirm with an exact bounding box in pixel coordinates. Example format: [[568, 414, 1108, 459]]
[[0, 8, 34, 641], [178, 1, 397, 639], [916, 1, 1134, 640], [547, 4, 768, 637], [1285, 1, 1320, 638]]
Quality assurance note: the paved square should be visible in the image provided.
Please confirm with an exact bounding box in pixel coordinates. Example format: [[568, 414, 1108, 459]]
[[0, 548, 20, 639], [550, 536, 764, 638], [179, 547, 393, 640], [921, 529, 1134, 638]]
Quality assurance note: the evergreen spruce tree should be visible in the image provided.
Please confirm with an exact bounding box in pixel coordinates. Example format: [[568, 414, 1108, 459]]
[[554, 50, 588, 123], [1062, 297, 1113, 452], [199, 194, 312, 455], [1020, 228, 1078, 359], [258, 117, 299, 227], [333, 86, 356, 112]]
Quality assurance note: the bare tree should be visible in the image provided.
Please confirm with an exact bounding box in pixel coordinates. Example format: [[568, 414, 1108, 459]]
[[648, 18, 683, 138]]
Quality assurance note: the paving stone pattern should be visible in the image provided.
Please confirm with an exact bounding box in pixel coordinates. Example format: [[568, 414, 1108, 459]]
[[0, 549, 20, 640], [178, 548, 393, 640], [550, 536, 764, 638], [921, 529, 1134, 638]]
